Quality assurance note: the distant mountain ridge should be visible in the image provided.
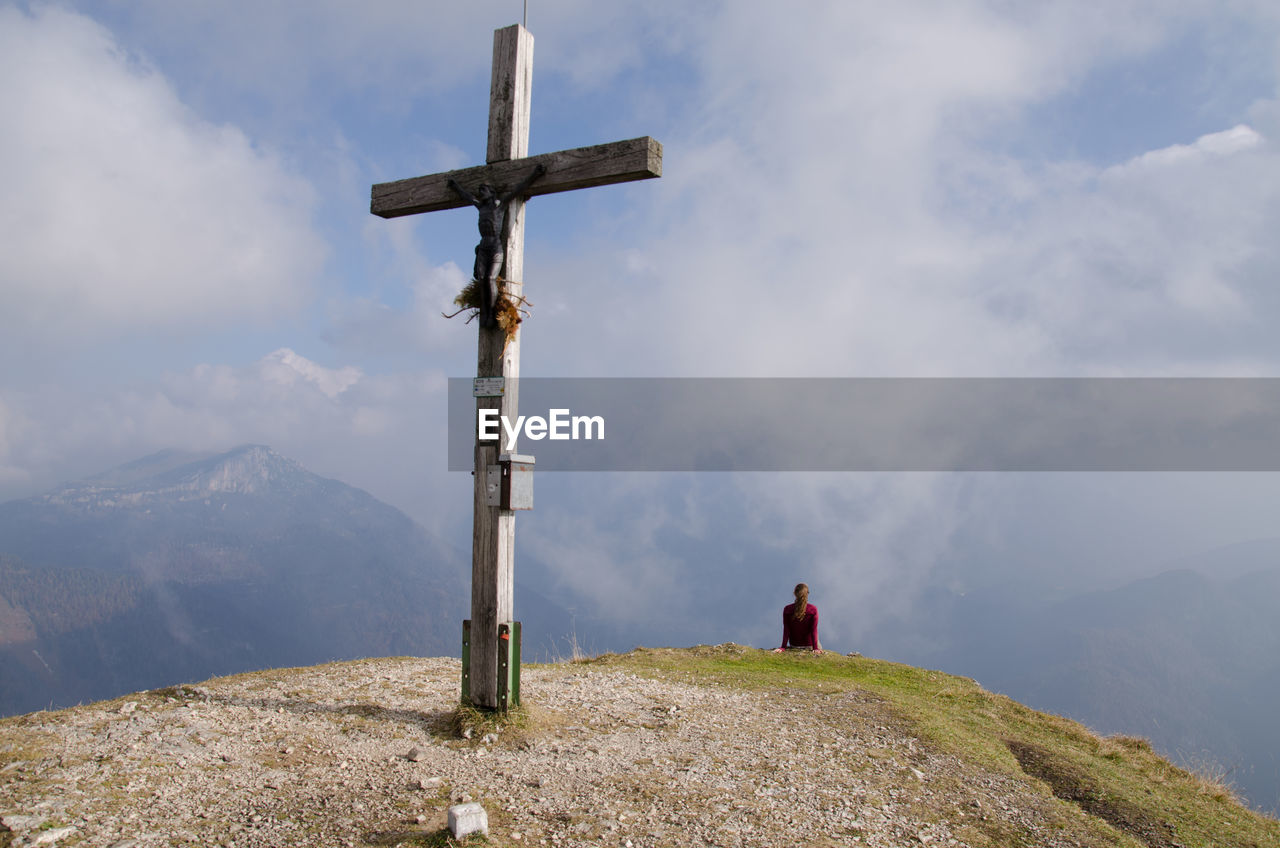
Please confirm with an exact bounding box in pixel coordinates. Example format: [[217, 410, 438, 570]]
[[18, 444, 360, 527], [78, 447, 225, 489], [0, 445, 475, 716], [54, 444, 305, 502]]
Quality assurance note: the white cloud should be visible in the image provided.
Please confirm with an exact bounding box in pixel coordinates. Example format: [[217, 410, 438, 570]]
[[516, 471, 972, 649], [730, 473, 969, 644], [966, 120, 1280, 361], [1117, 124, 1264, 171], [259, 348, 362, 400], [482, 2, 1280, 643], [0, 6, 325, 340], [94, 0, 1263, 379], [89, 0, 694, 118], [564, 3, 1280, 378], [524, 484, 686, 625], [335, 216, 475, 356]]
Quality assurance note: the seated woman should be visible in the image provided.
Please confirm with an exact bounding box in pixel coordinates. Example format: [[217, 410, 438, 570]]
[[773, 582, 823, 653]]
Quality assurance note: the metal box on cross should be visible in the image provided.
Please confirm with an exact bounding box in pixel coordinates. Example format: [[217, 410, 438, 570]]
[[484, 453, 534, 510]]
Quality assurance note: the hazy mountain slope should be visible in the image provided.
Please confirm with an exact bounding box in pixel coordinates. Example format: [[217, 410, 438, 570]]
[[0, 446, 473, 716], [879, 567, 1280, 813], [1020, 568, 1280, 813]]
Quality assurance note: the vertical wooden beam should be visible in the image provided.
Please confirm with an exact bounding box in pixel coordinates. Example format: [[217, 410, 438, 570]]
[[487, 25, 533, 164], [470, 24, 532, 710]]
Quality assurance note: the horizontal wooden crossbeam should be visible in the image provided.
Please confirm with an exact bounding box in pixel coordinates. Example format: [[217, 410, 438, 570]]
[[370, 136, 662, 219]]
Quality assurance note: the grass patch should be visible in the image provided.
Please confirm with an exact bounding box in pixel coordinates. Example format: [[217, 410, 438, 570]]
[[1008, 739, 1180, 848], [147, 684, 207, 701], [1178, 752, 1245, 805], [587, 644, 1280, 848], [449, 702, 534, 744]]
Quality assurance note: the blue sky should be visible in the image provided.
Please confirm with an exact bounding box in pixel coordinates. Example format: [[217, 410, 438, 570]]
[[3, 1, 1280, 650]]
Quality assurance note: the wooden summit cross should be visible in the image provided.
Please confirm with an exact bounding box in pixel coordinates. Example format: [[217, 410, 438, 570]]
[[370, 24, 662, 710]]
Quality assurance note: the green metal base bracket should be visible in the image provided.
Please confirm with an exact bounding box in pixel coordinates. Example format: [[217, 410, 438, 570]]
[[461, 619, 521, 711], [461, 619, 472, 703]]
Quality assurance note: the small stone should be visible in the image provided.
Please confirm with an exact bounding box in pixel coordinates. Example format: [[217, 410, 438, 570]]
[[406, 747, 427, 762], [482, 733, 498, 745], [0, 815, 45, 831], [448, 802, 488, 839], [33, 826, 78, 846], [415, 814, 427, 824], [118, 701, 138, 714], [511, 832, 522, 841]]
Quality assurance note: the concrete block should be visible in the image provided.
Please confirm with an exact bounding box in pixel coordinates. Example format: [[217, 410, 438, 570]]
[[448, 802, 489, 839]]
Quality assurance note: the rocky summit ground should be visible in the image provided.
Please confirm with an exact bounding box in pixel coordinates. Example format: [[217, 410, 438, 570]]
[[0, 646, 1273, 848]]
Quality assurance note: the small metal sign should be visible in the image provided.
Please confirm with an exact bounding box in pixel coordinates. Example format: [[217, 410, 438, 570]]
[[473, 377, 506, 397]]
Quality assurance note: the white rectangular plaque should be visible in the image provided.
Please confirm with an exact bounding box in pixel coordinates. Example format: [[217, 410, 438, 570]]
[[473, 377, 506, 397]]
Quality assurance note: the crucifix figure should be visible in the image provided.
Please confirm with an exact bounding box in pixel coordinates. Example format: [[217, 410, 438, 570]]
[[448, 163, 545, 328], [370, 24, 661, 711]]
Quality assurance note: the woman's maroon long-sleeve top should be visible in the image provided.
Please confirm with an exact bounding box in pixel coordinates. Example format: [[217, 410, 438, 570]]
[[780, 602, 818, 649]]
